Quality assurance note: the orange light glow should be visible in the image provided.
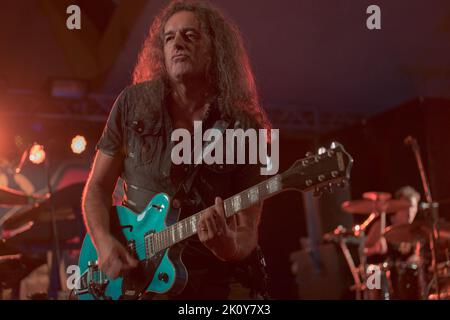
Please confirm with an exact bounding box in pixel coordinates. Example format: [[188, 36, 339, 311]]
[[29, 144, 46, 164], [71, 135, 87, 154]]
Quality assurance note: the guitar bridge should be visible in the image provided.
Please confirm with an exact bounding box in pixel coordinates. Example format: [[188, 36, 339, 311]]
[[79, 260, 111, 300]]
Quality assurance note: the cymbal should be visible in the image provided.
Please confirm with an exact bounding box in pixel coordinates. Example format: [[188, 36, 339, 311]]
[[3, 220, 82, 246], [384, 222, 430, 245], [384, 221, 450, 245], [0, 187, 45, 207], [2, 183, 85, 230], [341, 198, 410, 215], [363, 192, 392, 201]]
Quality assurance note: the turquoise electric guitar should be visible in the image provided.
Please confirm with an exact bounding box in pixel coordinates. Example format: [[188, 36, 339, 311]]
[[75, 142, 353, 300]]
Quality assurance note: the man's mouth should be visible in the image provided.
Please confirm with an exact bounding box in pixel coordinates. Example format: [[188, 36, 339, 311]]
[[172, 54, 189, 62]]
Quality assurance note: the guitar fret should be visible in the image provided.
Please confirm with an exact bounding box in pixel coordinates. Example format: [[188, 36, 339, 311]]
[[223, 199, 231, 217], [167, 229, 170, 247], [171, 226, 175, 244], [166, 229, 170, 247], [163, 229, 168, 249], [177, 224, 183, 240], [172, 226, 177, 242], [267, 176, 281, 194], [183, 220, 188, 238], [178, 224, 182, 241], [153, 234, 158, 253], [185, 219, 190, 236], [156, 233, 161, 252], [187, 219, 192, 237], [248, 186, 260, 204], [190, 216, 197, 233], [231, 195, 242, 212], [163, 229, 167, 248]]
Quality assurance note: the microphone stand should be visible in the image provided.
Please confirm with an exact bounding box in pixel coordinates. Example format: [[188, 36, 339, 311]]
[[405, 136, 440, 299]]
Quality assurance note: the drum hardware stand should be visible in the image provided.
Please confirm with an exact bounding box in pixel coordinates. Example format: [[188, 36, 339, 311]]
[[356, 211, 388, 300], [331, 225, 365, 300], [328, 212, 380, 300], [405, 136, 441, 299], [349, 210, 390, 300], [414, 240, 428, 299], [43, 154, 63, 300]]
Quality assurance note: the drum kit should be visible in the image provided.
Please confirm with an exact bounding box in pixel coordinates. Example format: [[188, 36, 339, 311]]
[[325, 191, 450, 300], [0, 184, 85, 299]]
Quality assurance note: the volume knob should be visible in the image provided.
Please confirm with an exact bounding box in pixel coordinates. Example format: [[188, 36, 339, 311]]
[[158, 272, 169, 283]]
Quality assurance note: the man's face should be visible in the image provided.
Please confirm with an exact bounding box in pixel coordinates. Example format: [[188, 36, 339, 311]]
[[163, 11, 211, 82], [391, 196, 419, 225]]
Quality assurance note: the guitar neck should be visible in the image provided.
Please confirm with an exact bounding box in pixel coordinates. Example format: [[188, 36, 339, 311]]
[[147, 143, 353, 254], [148, 175, 283, 252]]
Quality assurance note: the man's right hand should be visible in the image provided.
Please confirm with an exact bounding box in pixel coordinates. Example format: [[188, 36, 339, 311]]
[[95, 234, 139, 279]]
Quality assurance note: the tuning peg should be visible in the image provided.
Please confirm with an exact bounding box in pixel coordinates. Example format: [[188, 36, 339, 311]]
[[305, 151, 314, 157], [317, 147, 326, 155], [326, 182, 334, 193], [330, 142, 339, 149], [313, 187, 323, 197], [337, 179, 348, 188]]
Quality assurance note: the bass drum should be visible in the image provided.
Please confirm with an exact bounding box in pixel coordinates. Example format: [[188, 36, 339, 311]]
[[390, 261, 424, 300]]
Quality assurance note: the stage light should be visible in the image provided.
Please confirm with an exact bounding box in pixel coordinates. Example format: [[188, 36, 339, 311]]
[[71, 135, 87, 154], [29, 144, 46, 164]]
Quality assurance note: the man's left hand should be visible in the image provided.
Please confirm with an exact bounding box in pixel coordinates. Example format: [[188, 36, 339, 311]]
[[197, 197, 240, 261]]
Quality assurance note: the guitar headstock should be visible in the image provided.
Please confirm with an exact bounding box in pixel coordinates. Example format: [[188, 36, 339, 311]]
[[281, 142, 353, 196]]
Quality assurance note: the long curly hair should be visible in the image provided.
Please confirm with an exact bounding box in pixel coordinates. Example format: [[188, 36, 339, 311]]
[[133, 0, 271, 130]]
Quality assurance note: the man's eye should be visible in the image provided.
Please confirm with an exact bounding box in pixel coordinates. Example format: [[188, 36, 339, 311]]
[[165, 36, 174, 43], [186, 32, 199, 39]]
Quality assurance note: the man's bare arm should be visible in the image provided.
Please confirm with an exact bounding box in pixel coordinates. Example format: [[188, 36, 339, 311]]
[[82, 151, 122, 245], [82, 150, 138, 279]]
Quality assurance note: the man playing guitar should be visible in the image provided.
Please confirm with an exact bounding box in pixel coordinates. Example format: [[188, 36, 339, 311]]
[[82, 0, 271, 299]]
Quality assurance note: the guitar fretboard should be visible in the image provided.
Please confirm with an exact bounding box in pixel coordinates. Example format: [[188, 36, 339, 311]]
[[145, 175, 282, 255]]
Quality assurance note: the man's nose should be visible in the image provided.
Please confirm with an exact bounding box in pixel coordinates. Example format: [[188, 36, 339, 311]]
[[173, 32, 186, 50]]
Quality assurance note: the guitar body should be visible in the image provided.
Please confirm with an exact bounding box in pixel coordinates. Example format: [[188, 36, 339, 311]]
[[78, 193, 187, 300]]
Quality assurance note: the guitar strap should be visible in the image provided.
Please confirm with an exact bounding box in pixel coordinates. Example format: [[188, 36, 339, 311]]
[[173, 119, 229, 207]]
